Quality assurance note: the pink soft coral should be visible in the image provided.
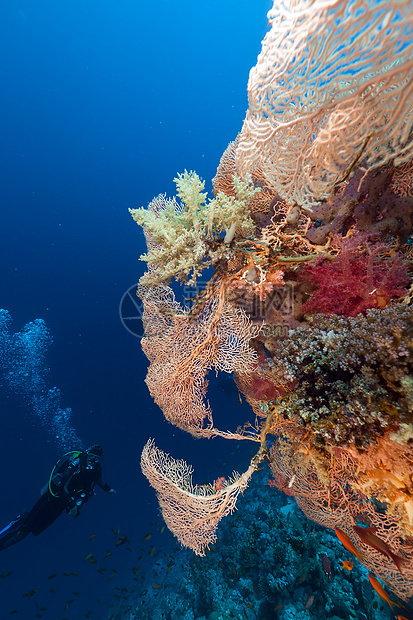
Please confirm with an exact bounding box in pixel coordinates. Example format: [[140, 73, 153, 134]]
[[300, 234, 410, 317]]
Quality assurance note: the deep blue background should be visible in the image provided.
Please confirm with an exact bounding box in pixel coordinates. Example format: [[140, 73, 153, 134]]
[[0, 1, 271, 617]]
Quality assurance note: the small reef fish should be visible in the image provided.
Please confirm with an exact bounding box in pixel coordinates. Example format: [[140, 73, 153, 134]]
[[47, 573, 58, 579], [89, 534, 96, 541], [342, 559, 354, 571], [23, 590, 37, 597], [213, 477, 226, 492], [143, 533, 151, 541], [304, 594, 314, 610], [103, 551, 112, 559], [152, 584, 162, 589], [334, 527, 364, 562], [294, 570, 307, 586], [0, 571, 12, 578], [84, 554, 94, 562], [353, 525, 406, 574], [115, 535, 128, 547], [368, 574, 398, 611], [321, 553, 331, 579]]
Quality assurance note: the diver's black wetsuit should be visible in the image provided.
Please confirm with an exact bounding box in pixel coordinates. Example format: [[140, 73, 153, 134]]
[[0, 445, 114, 551]]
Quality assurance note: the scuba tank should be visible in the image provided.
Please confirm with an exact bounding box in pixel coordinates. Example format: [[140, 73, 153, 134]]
[[44, 451, 84, 498]]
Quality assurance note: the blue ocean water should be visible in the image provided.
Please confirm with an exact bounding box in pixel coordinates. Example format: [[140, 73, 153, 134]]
[[0, 1, 272, 618]]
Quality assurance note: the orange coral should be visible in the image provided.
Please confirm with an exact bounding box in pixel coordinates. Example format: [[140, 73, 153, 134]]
[[212, 134, 276, 215], [268, 413, 413, 602], [391, 159, 413, 198], [138, 280, 260, 439], [141, 439, 255, 555], [227, 257, 285, 306]]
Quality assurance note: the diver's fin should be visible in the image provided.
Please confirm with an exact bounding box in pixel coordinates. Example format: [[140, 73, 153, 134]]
[[0, 515, 29, 551]]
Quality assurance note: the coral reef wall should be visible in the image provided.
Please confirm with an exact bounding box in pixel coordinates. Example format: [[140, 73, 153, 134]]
[[130, 0, 413, 608]]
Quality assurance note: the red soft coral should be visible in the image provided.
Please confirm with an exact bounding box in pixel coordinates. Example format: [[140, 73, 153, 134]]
[[300, 234, 410, 317]]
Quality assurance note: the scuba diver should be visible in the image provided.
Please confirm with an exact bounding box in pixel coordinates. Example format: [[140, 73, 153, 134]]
[[0, 445, 115, 551]]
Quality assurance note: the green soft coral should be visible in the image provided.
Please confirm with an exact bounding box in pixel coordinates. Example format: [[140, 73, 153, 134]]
[[130, 170, 257, 287]]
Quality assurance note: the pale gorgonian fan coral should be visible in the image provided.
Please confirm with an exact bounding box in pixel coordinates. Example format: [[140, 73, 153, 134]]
[[141, 439, 257, 556], [235, 0, 413, 210], [138, 282, 261, 439]]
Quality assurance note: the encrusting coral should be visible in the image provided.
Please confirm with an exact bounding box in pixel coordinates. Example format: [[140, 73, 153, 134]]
[[268, 305, 413, 448], [130, 0, 413, 607]]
